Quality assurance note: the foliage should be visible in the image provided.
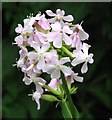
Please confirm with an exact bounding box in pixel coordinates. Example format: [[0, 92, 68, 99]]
[[2, 2, 112, 119]]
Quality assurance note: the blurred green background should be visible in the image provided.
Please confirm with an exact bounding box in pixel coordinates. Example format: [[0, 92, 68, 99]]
[[2, 2, 112, 119]]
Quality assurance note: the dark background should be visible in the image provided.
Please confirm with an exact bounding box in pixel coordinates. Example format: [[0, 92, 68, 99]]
[[2, 2, 112, 119]]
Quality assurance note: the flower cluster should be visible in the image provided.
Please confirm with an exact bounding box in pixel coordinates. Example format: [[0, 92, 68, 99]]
[[14, 9, 94, 110]]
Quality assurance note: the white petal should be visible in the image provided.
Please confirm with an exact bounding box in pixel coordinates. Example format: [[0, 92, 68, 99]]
[[35, 82, 44, 94], [24, 26, 33, 33], [15, 24, 23, 33], [33, 91, 41, 110], [23, 77, 32, 85], [28, 52, 38, 61], [63, 25, 73, 34], [72, 72, 83, 82], [63, 15, 74, 22], [51, 22, 61, 31], [41, 43, 50, 52], [42, 64, 55, 72], [59, 57, 70, 65], [15, 35, 23, 45], [35, 77, 46, 85], [63, 33, 72, 45], [82, 43, 90, 56], [48, 17, 56, 23], [17, 59, 24, 68], [56, 9, 65, 16], [47, 32, 58, 42], [88, 53, 94, 64], [51, 70, 60, 79], [60, 65, 72, 76], [81, 62, 88, 74], [79, 30, 89, 41], [50, 56, 59, 65], [23, 18, 29, 26], [71, 58, 85, 67], [73, 50, 85, 58], [53, 33, 62, 48], [35, 12, 41, 20], [75, 38, 82, 50], [37, 57, 45, 70], [46, 10, 56, 16]]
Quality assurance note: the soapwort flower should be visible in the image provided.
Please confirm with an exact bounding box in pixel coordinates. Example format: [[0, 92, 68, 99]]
[[14, 9, 94, 111], [27, 42, 50, 70], [46, 9, 74, 23], [71, 43, 94, 73], [47, 22, 73, 48], [43, 57, 73, 79], [70, 23, 89, 49]]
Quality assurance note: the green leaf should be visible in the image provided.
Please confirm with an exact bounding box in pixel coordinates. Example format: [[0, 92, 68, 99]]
[[61, 101, 79, 120], [61, 101, 72, 119]]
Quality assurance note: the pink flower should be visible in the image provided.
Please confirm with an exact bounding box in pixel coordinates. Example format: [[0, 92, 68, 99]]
[[66, 72, 83, 83], [70, 24, 89, 49], [47, 22, 73, 48], [43, 57, 72, 79], [71, 43, 94, 73], [46, 9, 74, 23], [27, 43, 50, 70]]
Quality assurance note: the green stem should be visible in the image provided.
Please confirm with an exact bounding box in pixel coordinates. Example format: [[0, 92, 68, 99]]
[[61, 72, 79, 119], [62, 46, 74, 59]]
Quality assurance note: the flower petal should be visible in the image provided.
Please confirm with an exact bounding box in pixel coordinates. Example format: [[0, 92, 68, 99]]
[[47, 32, 58, 42], [56, 9, 65, 16], [35, 77, 46, 85], [63, 25, 73, 34], [51, 22, 61, 31], [46, 10, 56, 16], [48, 17, 56, 23], [15, 24, 23, 33], [53, 33, 62, 48], [33, 91, 41, 110], [15, 35, 23, 45], [38, 17, 50, 30], [88, 53, 94, 64], [48, 78, 58, 90], [59, 57, 70, 65], [28, 52, 38, 61], [37, 57, 45, 70], [82, 43, 91, 56], [79, 30, 89, 41], [17, 59, 24, 68], [41, 43, 50, 52], [73, 50, 85, 58], [42, 64, 55, 73], [60, 65, 72, 76], [63, 33, 72, 45], [72, 72, 83, 82], [71, 58, 85, 67], [51, 70, 60, 79], [81, 62, 88, 74], [63, 15, 74, 22], [23, 77, 32, 85]]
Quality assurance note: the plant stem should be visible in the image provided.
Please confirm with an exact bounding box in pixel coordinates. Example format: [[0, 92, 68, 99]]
[[61, 72, 79, 119], [61, 46, 74, 59]]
